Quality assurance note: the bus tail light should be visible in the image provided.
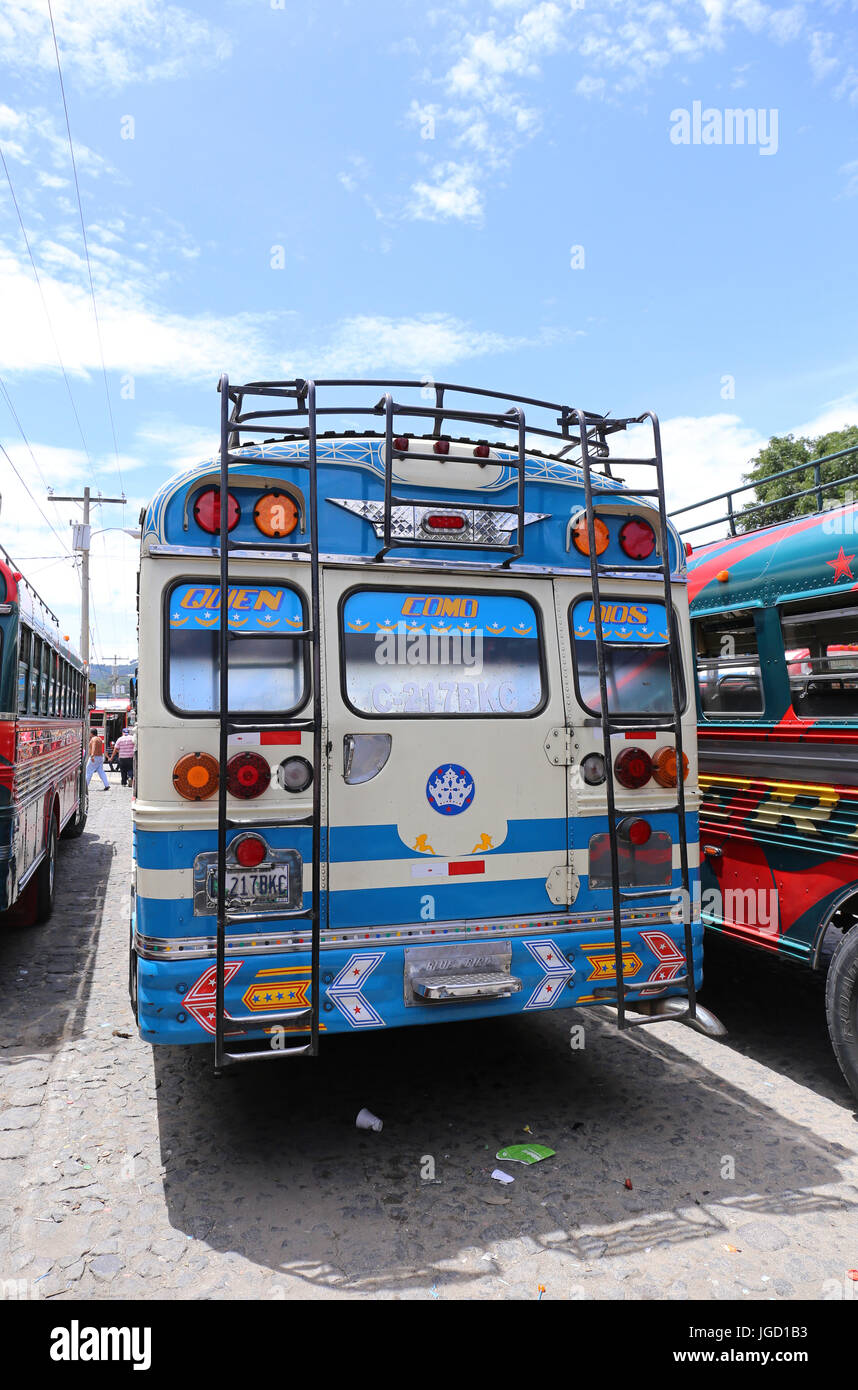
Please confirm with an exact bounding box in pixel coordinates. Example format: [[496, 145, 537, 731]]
[[227, 751, 271, 799], [653, 745, 686, 789], [619, 517, 656, 559], [571, 515, 609, 557], [652, 746, 689, 787], [277, 756, 314, 792], [580, 752, 606, 785], [618, 816, 652, 846], [173, 752, 219, 800], [233, 834, 266, 867], [614, 746, 652, 789], [193, 487, 240, 534]]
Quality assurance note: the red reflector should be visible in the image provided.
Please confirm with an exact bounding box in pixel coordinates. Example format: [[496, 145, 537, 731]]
[[433, 440, 450, 454], [625, 730, 657, 740], [260, 731, 301, 745], [685, 540, 693, 557], [393, 436, 409, 451], [234, 835, 266, 867], [448, 860, 485, 876], [426, 514, 465, 530], [193, 487, 239, 534]]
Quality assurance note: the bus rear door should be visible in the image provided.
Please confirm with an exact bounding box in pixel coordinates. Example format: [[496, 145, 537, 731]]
[[323, 568, 572, 933]]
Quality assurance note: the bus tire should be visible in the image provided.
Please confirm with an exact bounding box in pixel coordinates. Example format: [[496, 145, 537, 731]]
[[825, 924, 858, 1101], [129, 945, 139, 1022], [34, 819, 57, 925], [62, 777, 88, 839]]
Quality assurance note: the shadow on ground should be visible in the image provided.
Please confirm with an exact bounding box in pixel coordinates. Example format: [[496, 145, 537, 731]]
[[153, 997, 857, 1295], [0, 828, 115, 1059], [698, 930, 853, 1108]]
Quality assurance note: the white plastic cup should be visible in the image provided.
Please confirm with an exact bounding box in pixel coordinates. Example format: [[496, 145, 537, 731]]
[[355, 1107, 383, 1132]]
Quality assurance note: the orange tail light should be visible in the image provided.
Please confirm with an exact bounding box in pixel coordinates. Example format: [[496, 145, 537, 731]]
[[652, 746, 689, 787]]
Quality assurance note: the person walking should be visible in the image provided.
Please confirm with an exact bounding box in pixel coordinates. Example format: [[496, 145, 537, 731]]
[[113, 727, 136, 788], [86, 729, 111, 791]]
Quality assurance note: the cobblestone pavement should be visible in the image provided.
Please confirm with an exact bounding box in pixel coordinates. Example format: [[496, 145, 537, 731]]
[[2, 778, 858, 1302]]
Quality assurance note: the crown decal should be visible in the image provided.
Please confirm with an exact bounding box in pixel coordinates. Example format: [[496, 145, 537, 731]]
[[426, 764, 475, 814]]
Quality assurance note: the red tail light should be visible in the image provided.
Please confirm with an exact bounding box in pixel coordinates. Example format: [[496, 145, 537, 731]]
[[614, 746, 652, 789], [226, 751, 271, 799], [193, 488, 240, 534], [619, 517, 656, 559], [425, 514, 465, 531], [233, 834, 266, 867]]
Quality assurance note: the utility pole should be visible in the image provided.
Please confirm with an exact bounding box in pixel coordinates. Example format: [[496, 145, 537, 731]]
[[48, 486, 126, 666]]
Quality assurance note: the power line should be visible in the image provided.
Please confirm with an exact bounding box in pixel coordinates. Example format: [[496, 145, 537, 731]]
[[0, 141, 93, 467], [0, 372, 51, 493], [47, 0, 123, 499], [0, 438, 74, 556]]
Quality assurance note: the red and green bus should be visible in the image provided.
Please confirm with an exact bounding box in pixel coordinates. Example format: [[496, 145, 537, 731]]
[[0, 551, 88, 924]]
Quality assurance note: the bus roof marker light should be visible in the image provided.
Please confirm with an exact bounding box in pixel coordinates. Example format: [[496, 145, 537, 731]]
[[571, 515, 609, 557], [716, 569, 729, 583], [253, 491, 299, 539], [619, 517, 656, 560], [193, 487, 239, 535]]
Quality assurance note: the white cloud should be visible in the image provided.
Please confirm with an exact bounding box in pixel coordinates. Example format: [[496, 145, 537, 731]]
[[410, 162, 485, 222], [0, 0, 231, 91], [277, 313, 566, 376]]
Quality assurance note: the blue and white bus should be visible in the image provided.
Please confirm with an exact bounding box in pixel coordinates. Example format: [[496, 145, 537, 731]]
[[131, 377, 712, 1070]]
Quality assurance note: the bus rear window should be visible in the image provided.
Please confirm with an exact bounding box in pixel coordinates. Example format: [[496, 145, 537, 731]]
[[571, 598, 683, 717], [781, 597, 858, 718], [341, 588, 544, 716], [166, 582, 307, 715]]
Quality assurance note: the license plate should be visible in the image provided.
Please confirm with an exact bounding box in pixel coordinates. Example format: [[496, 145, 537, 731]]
[[207, 867, 292, 907]]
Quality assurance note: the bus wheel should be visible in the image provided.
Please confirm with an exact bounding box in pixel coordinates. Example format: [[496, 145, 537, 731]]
[[62, 780, 88, 839], [825, 924, 858, 1100], [34, 820, 57, 924]]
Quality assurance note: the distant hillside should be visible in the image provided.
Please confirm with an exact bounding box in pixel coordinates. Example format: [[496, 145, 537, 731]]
[[90, 662, 136, 697]]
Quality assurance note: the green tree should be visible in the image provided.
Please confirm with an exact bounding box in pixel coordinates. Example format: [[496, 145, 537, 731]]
[[738, 424, 858, 531]]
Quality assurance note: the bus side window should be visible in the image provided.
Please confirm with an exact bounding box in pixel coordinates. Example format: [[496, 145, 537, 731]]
[[693, 610, 764, 715], [780, 597, 858, 717], [30, 637, 40, 714], [18, 626, 30, 715]]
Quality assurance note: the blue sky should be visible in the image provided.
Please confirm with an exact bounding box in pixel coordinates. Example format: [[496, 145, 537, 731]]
[[1, 0, 857, 657]]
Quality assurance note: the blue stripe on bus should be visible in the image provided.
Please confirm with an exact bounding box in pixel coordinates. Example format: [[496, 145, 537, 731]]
[[135, 811, 696, 870]]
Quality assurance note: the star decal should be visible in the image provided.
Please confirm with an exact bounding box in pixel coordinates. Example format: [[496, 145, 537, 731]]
[[827, 546, 856, 583]]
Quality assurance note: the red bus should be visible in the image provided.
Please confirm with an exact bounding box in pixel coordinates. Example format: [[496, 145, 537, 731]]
[[0, 552, 88, 924]]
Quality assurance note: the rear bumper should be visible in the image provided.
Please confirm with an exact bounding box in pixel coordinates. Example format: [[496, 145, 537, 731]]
[[135, 919, 704, 1045]]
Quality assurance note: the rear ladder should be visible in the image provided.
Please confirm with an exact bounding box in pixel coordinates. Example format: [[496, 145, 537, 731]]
[[576, 408, 697, 1030], [213, 375, 323, 1070]]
